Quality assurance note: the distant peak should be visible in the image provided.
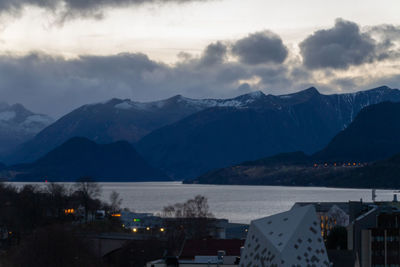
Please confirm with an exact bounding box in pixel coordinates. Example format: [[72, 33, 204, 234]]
[[368, 85, 392, 91], [302, 87, 320, 95], [10, 103, 27, 109], [278, 87, 320, 99], [236, 90, 266, 100], [246, 90, 266, 98], [169, 94, 186, 101]]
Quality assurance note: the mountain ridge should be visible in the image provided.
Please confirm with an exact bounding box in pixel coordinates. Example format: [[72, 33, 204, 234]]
[[3, 137, 168, 182], [0, 102, 53, 157], [191, 101, 400, 188], [136, 86, 400, 179]]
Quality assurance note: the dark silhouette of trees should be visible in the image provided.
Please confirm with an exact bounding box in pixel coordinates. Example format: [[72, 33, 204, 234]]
[[73, 176, 102, 222], [6, 225, 98, 267], [162, 195, 215, 255], [44, 183, 69, 218], [109, 191, 122, 213], [162, 195, 213, 218]]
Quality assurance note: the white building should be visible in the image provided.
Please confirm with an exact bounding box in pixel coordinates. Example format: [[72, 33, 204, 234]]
[[240, 205, 330, 267]]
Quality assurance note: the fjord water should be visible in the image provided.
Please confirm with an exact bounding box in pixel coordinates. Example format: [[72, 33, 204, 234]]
[[99, 182, 394, 223], [10, 182, 395, 224]]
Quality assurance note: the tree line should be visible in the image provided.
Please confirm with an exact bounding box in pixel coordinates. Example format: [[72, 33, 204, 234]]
[[0, 179, 215, 267]]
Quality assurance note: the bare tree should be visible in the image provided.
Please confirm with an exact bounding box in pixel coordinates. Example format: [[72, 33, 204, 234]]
[[74, 177, 101, 222], [162, 195, 215, 249], [162, 195, 213, 219], [109, 191, 123, 213], [45, 183, 68, 218]]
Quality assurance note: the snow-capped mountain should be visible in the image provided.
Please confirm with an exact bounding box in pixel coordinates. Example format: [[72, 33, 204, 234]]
[[5, 93, 271, 164], [136, 86, 400, 178], [0, 103, 53, 155], [5, 86, 400, 169]]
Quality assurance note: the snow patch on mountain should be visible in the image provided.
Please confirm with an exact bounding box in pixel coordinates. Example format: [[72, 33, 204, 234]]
[[112, 91, 266, 111], [115, 102, 134, 110], [0, 111, 16, 121], [23, 114, 53, 125]]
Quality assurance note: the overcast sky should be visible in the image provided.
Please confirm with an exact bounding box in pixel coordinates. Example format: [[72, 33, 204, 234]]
[[0, 0, 399, 117]]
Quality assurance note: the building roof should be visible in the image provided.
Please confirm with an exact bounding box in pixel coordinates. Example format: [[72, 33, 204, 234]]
[[240, 205, 330, 266], [293, 202, 350, 214], [179, 239, 244, 260], [251, 204, 319, 251]]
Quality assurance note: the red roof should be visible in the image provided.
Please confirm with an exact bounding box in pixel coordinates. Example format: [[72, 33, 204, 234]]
[[179, 239, 245, 260]]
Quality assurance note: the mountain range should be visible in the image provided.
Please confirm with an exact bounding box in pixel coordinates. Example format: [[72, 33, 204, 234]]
[[0, 103, 53, 156], [3, 92, 284, 164], [2, 137, 168, 182], [136, 86, 400, 178], [2, 85, 400, 181], [192, 101, 400, 188]]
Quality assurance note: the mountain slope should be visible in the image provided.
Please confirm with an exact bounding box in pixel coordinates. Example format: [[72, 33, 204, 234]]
[[137, 86, 400, 179], [0, 103, 53, 156], [329, 153, 400, 188], [315, 101, 400, 162], [4, 93, 279, 164], [192, 101, 400, 187], [5, 137, 168, 182]]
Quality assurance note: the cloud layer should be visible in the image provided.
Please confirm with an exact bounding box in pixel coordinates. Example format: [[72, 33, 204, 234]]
[[0, 0, 213, 20], [300, 19, 381, 69], [231, 31, 288, 65], [0, 19, 399, 117]]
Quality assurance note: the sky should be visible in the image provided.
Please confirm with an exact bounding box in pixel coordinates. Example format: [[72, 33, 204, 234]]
[[0, 0, 399, 117]]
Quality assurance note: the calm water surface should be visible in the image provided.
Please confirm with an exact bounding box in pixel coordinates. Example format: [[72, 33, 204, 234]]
[[10, 182, 395, 224]]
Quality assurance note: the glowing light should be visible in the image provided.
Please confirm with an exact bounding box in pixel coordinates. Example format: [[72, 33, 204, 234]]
[[146, 227, 150, 231], [133, 228, 137, 233], [112, 214, 121, 217], [64, 208, 75, 214], [160, 228, 165, 232]]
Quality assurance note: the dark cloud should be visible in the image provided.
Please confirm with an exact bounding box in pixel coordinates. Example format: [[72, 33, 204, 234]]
[[300, 19, 379, 69], [199, 42, 228, 66], [1, 21, 399, 117], [0, 50, 297, 117], [368, 24, 400, 41], [231, 31, 288, 65], [0, 0, 213, 21], [367, 24, 400, 61]]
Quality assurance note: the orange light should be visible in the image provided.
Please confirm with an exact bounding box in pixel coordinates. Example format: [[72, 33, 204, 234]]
[[64, 208, 75, 214], [112, 214, 121, 217]]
